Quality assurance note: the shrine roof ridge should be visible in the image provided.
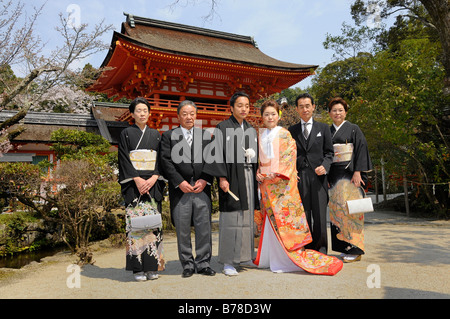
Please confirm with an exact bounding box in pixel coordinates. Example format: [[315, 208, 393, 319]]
[[114, 13, 317, 71], [123, 12, 256, 46]]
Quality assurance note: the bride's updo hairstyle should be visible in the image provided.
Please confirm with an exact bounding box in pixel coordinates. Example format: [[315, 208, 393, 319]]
[[260, 99, 280, 116]]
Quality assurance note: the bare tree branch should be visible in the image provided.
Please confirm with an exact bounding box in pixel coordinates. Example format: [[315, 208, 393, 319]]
[[0, 1, 45, 68]]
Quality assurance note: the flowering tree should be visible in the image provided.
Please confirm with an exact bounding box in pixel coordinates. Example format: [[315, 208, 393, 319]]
[[0, 1, 114, 156], [34, 85, 95, 114]]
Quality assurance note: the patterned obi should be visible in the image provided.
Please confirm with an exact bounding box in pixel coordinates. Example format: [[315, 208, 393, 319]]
[[333, 143, 353, 163], [130, 150, 157, 170]]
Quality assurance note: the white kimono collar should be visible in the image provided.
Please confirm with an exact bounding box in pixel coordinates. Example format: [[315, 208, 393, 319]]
[[261, 126, 282, 159]]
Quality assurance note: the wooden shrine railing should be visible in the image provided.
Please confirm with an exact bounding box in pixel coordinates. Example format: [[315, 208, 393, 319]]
[[117, 97, 260, 122]]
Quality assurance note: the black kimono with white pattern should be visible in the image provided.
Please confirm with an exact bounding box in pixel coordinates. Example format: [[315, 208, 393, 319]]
[[118, 124, 165, 272]]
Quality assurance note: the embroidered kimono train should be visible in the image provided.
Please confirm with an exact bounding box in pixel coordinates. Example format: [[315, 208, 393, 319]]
[[254, 127, 343, 276], [118, 124, 165, 272], [328, 121, 372, 255]]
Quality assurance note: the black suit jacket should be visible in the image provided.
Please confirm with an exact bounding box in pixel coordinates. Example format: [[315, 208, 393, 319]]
[[159, 126, 213, 215], [288, 120, 334, 191]]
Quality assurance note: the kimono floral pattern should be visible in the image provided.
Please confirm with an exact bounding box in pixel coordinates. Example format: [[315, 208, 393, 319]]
[[126, 199, 165, 269], [259, 128, 312, 250], [329, 179, 365, 251], [257, 127, 343, 275], [290, 249, 343, 275]]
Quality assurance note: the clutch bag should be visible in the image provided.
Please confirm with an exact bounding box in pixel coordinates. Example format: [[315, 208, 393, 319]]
[[126, 196, 162, 231], [347, 197, 374, 214], [130, 214, 162, 231]]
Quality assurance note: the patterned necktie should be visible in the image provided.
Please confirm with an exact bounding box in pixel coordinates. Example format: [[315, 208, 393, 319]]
[[186, 129, 193, 147], [303, 122, 310, 140]]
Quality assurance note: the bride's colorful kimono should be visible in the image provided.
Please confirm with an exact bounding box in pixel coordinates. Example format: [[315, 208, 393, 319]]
[[254, 127, 342, 276]]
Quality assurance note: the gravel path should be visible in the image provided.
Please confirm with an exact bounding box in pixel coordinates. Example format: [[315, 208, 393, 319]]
[[1, 210, 449, 300]]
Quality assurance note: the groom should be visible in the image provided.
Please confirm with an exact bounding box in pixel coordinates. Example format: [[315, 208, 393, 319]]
[[288, 93, 334, 254]]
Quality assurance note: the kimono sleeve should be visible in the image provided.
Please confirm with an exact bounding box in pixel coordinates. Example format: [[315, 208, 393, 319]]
[[199, 130, 214, 184], [150, 129, 162, 176], [118, 129, 139, 184], [274, 130, 298, 180], [352, 125, 373, 172]]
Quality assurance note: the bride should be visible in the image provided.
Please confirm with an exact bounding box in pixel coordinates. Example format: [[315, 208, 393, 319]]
[[254, 99, 342, 276]]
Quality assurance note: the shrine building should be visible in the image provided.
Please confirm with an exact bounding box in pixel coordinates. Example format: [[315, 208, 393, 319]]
[[0, 14, 317, 180], [88, 13, 317, 132]]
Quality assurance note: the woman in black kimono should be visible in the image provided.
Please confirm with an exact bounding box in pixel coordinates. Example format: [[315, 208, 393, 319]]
[[118, 97, 165, 281], [327, 97, 372, 263]]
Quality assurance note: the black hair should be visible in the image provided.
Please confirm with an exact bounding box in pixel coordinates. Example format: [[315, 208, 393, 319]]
[[295, 93, 315, 107], [328, 97, 348, 112], [260, 99, 280, 116], [229, 91, 250, 107], [129, 97, 151, 113]]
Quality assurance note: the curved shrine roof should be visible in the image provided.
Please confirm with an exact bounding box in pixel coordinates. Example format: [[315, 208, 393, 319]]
[[100, 14, 316, 72]]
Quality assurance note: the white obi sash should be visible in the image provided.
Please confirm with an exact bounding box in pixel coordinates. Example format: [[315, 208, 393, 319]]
[[130, 126, 157, 171], [130, 149, 157, 171]]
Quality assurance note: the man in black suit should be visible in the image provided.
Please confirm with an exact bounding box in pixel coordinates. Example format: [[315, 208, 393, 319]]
[[288, 93, 334, 254], [160, 100, 215, 278]]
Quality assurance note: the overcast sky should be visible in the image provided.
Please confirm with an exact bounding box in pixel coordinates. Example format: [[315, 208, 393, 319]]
[[21, 0, 363, 89]]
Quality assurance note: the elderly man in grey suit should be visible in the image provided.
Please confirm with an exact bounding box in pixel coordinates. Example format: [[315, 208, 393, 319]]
[[160, 100, 215, 278], [288, 93, 334, 254]]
